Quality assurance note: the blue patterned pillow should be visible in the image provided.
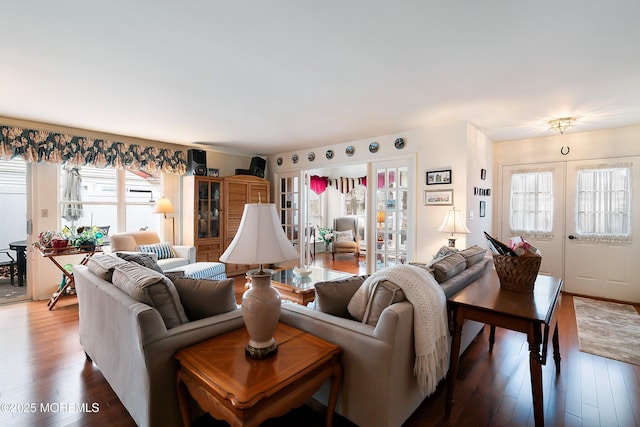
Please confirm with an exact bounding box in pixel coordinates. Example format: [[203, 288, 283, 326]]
[[137, 242, 175, 260]]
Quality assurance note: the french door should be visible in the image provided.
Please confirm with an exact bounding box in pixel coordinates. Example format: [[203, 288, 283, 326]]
[[501, 157, 640, 303], [564, 157, 640, 302]]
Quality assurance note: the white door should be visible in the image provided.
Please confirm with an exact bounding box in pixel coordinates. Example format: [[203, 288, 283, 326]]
[[500, 163, 566, 278], [564, 157, 640, 303]]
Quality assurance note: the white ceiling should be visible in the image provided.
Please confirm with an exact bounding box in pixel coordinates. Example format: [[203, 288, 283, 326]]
[[2, 2, 639, 156]]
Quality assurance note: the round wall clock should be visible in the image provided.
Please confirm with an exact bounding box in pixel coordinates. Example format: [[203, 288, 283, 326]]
[[346, 146, 355, 156], [292, 154, 299, 164], [394, 137, 405, 149], [276, 157, 283, 166], [308, 152, 316, 162], [326, 149, 334, 160], [369, 142, 379, 153]]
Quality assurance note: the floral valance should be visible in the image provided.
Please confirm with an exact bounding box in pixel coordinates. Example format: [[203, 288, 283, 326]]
[[0, 125, 187, 174]]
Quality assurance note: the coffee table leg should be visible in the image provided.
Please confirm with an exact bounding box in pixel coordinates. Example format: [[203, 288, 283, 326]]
[[326, 358, 342, 427], [489, 325, 496, 352], [176, 370, 191, 427]]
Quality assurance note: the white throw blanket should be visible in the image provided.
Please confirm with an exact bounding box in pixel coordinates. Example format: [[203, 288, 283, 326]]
[[347, 265, 450, 396]]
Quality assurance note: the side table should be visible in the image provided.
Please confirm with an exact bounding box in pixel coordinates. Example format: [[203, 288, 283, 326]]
[[40, 246, 102, 310], [175, 322, 342, 427], [446, 272, 563, 427]]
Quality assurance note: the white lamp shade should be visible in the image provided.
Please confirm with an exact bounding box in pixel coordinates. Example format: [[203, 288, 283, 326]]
[[154, 197, 174, 215], [438, 208, 471, 235], [220, 203, 299, 265]]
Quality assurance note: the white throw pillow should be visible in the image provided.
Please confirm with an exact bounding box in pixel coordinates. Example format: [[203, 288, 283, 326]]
[[335, 230, 354, 242]]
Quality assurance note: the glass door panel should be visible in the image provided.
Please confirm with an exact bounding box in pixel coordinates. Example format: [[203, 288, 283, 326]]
[[375, 166, 408, 269]]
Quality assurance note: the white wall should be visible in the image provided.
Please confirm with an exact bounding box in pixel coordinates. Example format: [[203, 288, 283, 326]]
[[268, 122, 493, 264]]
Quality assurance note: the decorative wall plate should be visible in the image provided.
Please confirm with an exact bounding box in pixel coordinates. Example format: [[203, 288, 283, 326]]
[[326, 149, 334, 160], [346, 146, 355, 156], [276, 157, 283, 166], [308, 152, 315, 162], [292, 154, 299, 164], [394, 137, 405, 149], [369, 142, 379, 153]]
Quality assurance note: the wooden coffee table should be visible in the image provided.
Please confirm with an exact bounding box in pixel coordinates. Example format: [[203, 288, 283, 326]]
[[270, 266, 351, 305], [175, 322, 342, 427], [446, 272, 563, 427]]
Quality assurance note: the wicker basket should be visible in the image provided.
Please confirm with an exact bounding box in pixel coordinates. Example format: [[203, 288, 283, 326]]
[[493, 254, 541, 293]]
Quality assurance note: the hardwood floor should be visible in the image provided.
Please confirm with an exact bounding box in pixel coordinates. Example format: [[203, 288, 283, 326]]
[[1, 253, 638, 427]]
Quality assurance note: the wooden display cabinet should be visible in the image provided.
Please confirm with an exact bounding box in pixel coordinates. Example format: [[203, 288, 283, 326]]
[[183, 174, 270, 274], [223, 175, 270, 276], [183, 175, 223, 262]]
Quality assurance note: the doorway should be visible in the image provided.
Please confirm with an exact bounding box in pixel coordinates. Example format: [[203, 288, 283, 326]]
[[500, 156, 640, 303], [0, 158, 28, 303]]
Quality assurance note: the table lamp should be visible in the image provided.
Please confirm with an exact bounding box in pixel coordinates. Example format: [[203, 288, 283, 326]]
[[219, 202, 299, 359], [438, 207, 470, 248], [154, 196, 175, 244]]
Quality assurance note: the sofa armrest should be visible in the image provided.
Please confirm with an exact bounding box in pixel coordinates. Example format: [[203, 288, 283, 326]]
[[143, 309, 244, 349], [172, 245, 196, 263]]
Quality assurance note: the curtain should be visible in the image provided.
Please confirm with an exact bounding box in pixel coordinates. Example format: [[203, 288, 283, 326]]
[[0, 125, 186, 174], [509, 171, 553, 236], [576, 166, 631, 242]]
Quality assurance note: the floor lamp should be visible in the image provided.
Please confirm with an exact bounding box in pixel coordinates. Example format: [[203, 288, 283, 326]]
[[154, 196, 175, 244]]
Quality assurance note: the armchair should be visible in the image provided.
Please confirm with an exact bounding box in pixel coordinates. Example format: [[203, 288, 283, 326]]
[[331, 216, 361, 260]]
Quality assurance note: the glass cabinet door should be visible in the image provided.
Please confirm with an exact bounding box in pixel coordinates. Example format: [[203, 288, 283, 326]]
[[375, 166, 408, 269], [197, 179, 221, 239]]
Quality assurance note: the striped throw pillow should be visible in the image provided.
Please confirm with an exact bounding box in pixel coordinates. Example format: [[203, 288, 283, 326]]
[[137, 242, 175, 260]]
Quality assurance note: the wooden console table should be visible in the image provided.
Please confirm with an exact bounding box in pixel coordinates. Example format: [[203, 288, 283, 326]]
[[446, 272, 563, 427], [40, 246, 101, 310], [175, 322, 342, 427]]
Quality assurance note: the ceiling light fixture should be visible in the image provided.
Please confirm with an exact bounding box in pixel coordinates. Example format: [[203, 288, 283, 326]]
[[548, 117, 575, 134]]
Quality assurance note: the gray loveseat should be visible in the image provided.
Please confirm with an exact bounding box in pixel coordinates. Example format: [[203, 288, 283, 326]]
[[280, 248, 491, 427], [74, 254, 244, 427]]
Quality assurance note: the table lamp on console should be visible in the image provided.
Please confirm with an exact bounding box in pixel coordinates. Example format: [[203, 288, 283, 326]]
[[219, 201, 299, 359], [438, 206, 470, 248]]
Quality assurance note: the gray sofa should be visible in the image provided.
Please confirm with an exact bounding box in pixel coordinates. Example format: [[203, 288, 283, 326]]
[[280, 251, 492, 427], [74, 257, 244, 427]]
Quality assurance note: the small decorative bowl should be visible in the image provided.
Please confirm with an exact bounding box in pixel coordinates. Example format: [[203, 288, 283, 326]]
[[293, 267, 313, 278]]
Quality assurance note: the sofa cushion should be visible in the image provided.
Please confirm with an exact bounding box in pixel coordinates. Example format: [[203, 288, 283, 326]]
[[115, 251, 164, 274], [171, 277, 237, 321], [434, 245, 458, 259], [431, 253, 466, 283], [86, 253, 127, 281], [458, 245, 487, 268], [360, 280, 406, 327], [314, 275, 367, 318], [112, 262, 189, 328], [440, 257, 490, 298], [137, 242, 175, 260]]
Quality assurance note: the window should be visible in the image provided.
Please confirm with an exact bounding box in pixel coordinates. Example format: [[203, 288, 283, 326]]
[[59, 165, 160, 232], [509, 171, 553, 235], [576, 166, 630, 241]]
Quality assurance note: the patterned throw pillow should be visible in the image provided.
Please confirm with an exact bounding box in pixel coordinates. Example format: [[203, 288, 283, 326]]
[[137, 242, 175, 260]]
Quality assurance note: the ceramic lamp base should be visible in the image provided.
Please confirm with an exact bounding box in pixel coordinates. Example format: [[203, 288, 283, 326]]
[[242, 271, 281, 359]]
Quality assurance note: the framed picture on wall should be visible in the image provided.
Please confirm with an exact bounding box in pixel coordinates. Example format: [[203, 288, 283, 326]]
[[479, 200, 486, 217], [424, 189, 454, 205], [426, 169, 452, 185]]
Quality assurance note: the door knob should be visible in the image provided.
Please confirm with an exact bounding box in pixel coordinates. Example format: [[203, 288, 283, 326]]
[[568, 235, 576, 239]]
